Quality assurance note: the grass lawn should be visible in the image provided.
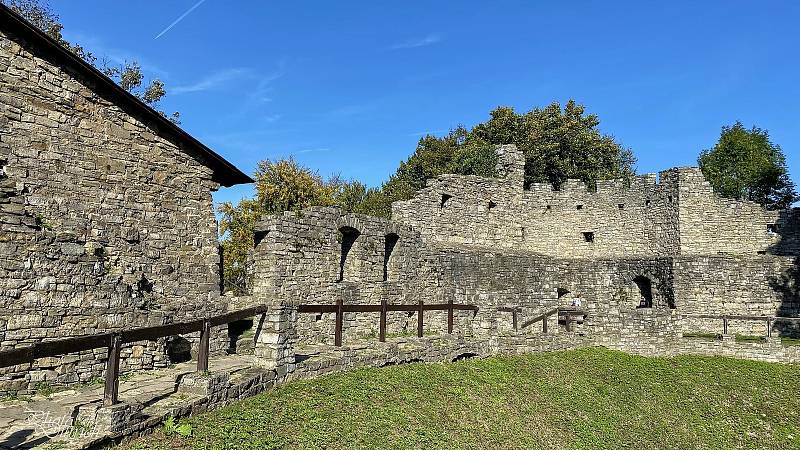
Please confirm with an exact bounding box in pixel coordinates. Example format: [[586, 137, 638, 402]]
[[123, 348, 800, 450]]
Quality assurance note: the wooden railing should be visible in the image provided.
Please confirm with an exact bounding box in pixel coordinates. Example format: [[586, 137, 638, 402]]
[[298, 299, 479, 347], [687, 314, 800, 337], [0, 305, 268, 406], [497, 307, 587, 332]]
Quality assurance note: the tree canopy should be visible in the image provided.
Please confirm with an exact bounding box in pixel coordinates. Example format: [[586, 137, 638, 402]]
[[218, 159, 369, 293], [472, 102, 636, 189], [219, 101, 637, 293], [357, 100, 636, 217], [3, 0, 179, 122], [699, 122, 797, 210]]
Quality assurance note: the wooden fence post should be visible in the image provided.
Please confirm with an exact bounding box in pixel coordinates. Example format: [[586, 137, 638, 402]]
[[447, 298, 454, 334], [417, 300, 424, 338], [103, 333, 121, 406], [197, 319, 210, 372], [335, 298, 343, 347], [379, 299, 387, 342]]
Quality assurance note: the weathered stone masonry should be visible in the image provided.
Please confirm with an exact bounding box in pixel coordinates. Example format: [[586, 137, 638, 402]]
[[253, 143, 799, 347], [2, 0, 800, 402], [0, 8, 251, 392]]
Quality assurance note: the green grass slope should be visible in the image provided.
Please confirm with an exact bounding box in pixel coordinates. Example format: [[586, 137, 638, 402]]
[[124, 348, 800, 450]]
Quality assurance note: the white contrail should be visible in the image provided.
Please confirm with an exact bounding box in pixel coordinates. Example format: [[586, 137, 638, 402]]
[[155, 0, 207, 39]]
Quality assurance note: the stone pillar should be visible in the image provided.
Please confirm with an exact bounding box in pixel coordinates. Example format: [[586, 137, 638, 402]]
[[254, 305, 297, 381], [546, 313, 560, 335]]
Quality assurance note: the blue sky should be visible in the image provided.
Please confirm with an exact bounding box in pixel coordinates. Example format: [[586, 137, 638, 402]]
[[54, 1, 800, 207]]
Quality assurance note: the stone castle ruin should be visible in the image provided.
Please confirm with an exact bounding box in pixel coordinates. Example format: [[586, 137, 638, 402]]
[[1, 3, 800, 437], [253, 144, 800, 351]]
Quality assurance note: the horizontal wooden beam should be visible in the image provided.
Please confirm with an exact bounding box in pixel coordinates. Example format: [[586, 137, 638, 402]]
[[690, 314, 800, 322], [297, 303, 479, 314], [0, 304, 269, 369]]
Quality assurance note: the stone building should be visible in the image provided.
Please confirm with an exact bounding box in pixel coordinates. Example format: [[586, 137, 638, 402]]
[[2, 2, 800, 396], [0, 5, 252, 390], [253, 144, 800, 347]]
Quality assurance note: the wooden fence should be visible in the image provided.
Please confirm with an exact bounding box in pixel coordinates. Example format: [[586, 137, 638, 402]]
[[688, 314, 800, 337], [497, 307, 588, 332], [298, 299, 479, 346], [0, 305, 268, 406]]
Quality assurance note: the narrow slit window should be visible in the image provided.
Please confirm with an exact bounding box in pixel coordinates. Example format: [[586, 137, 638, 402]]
[[645, 199, 651, 207], [488, 200, 497, 210], [583, 232, 595, 243], [383, 233, 399, 282], [440, 194, 452, 210], [618, 203, 625, 210], [767, 224, 778, 234], [337, 226, 360, 282], [576, 204, 584, 210]]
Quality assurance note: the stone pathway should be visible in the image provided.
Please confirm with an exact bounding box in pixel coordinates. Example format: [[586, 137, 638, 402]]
[[0, 355, 257, 449]]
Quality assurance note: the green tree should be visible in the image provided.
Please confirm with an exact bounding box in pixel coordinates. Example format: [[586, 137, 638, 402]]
[[365, 100, 635, 217], [218, 158, 366, 294], [3, 0, 179, 122], [699, 121, 797, 210], [470, 101, 635, 189]]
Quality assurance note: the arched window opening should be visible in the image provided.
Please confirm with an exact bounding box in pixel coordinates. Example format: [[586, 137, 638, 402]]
[[633, 276, 653, 308], [383, 233, 399, 282], [254, 230, 269, 248], [338, 226, 360, 282], [440, 194, 452, 210]]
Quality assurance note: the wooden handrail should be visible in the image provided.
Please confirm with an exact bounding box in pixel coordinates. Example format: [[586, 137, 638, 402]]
[[684, 313, 800, 339], [0, 304, 269, 406], [498, 306, 522, 330], [519, 308, 559, 330], [687, 314, 800, 322], [517, 307, 588, 333], [297, 301, 479, 346]]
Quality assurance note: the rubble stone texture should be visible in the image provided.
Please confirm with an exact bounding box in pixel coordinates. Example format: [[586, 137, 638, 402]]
[[253, 144, 800, 346], [2, 3, 800, 399], [0, 24, 230, 391]]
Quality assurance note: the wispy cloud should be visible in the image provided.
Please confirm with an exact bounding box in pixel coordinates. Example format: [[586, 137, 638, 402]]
[[389, 34, 442, 50], [247, 67, 286, 106], [262, 114, 282, 123], [293, 147, 330, 155], [172, 68, 252, 94], [61, 31, 169, 78], [155, 0, 208, 39]]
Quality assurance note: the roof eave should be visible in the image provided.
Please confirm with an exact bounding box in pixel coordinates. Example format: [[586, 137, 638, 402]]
[[0, 4, 253, 187]]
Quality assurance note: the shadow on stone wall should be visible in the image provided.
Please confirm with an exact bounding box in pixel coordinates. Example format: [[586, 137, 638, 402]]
[[766, 208, 800, 335], [768, 256, 800, 336], [770, 208, 800, 256]]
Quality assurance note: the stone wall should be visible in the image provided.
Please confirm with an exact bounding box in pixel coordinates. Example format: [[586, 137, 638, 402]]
[[250, 207, 443, 345], [0, 26, 228, 390], [391, 150, 681, 258], [250, 205, 681, 346], [248, 144, 800, 350], [675, 169, 787, 255], [392, 144, 797, 259], [673, 255, 799, 335]]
